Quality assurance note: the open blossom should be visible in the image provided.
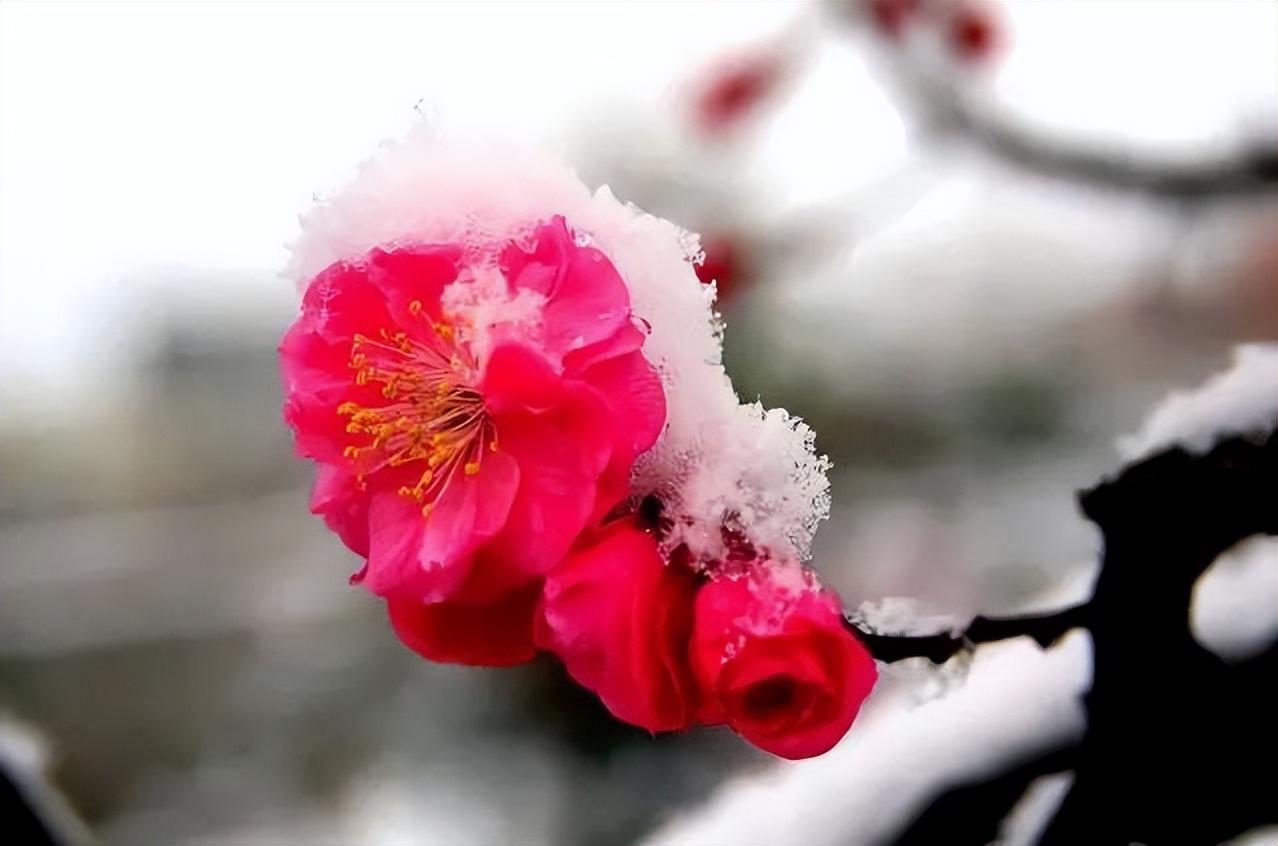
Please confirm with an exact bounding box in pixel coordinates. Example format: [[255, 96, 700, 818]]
[[281, 216, 665, 660], [692, 561, 877, 759], [282, 135, 875, 758]]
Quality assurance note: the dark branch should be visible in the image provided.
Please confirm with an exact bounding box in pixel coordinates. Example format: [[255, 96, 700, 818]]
[[927, 93, 1278, 201], [866, 431, 1278, 846], [840, 9, 1278, 202], [966, 605, 1091, 649], [893, 743, 1080, 846], [847, 431, 1278, 666], [845, 603, 1090, 664]]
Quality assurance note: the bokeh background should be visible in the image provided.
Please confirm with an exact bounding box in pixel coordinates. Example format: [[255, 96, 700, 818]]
[[1, 2, 1274, 844]]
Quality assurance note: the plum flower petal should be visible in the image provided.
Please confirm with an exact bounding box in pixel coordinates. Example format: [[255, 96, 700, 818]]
[[388, 583, 541, 667], [537, 520, 700, 732], [691, 561, 878, 759], [500, 217, 633, 365], [363, 449, 520, 603], [310, 465, 370, 558], [364, 245, 461, 326], [573, 351, 667, 524], [297, 261, 396, 343]]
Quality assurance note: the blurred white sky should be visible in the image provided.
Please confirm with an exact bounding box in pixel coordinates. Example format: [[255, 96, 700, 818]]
[[0, 1, 1274, 415]]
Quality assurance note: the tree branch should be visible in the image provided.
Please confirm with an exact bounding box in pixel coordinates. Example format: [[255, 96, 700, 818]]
[[846, 7, 1278, 202], [845, 603, 1091, 664], [924, 91, 1278, 201]]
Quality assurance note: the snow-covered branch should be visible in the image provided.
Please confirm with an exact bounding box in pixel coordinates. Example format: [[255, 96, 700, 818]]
[[650, 344, 1278, 846], [846, 604, 1089, 665]]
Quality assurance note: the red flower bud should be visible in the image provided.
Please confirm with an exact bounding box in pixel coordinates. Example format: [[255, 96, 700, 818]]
[[537, 521, 701, 732], [691, 561, 877, 759]]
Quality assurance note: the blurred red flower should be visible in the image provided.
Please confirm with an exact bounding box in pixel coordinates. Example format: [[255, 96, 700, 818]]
[[694, 234, 743, 304], [867, 0, 923, 39], [692, 51, 787, 136], [948, 3, 1000, 62]]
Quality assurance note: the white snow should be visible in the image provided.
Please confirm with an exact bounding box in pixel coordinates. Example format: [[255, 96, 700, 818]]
[[641, 631, 1091, 846], [992, 771, 1075, 846], [1191, 536, 1278, 662], [1117, 344, 1278, 463], [848, 596, 967, 637]]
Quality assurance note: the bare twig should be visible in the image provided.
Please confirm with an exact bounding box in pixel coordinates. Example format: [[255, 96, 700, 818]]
[[845, 603, 1091, 664], [919, 88, 1278, 200], [836, 2, 1278, 201]]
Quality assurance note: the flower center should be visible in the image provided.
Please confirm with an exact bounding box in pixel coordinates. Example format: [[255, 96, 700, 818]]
[[338, 303, 496, 516], [741, 676, 798, 719]]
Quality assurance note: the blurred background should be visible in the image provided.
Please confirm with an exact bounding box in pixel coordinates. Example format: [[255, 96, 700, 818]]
[[1, 2, 1274, 844]]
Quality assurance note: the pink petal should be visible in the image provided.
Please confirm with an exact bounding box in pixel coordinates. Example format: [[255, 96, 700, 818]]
[[446, 545, 543, 604], [576, 350, 666, 522], [279, 321, 351, 397], [561, 320, 645, 375], [309, 465, 370, 557], [483, 386, 613, 579], [480, 342, 566, 415], [537, 521, 699, 732], [362, 449, 520, 603], [499, 218, 569, 298], [364, 245, 461, 327], [283, 393, 349, 464], [388, 582, 540, 667], [580, 349, 667, 458], [298, 261, 392, 344], [501, 218, 633, 365]]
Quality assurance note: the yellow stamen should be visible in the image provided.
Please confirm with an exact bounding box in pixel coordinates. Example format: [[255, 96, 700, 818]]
[[337, 322, 494, 519]]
